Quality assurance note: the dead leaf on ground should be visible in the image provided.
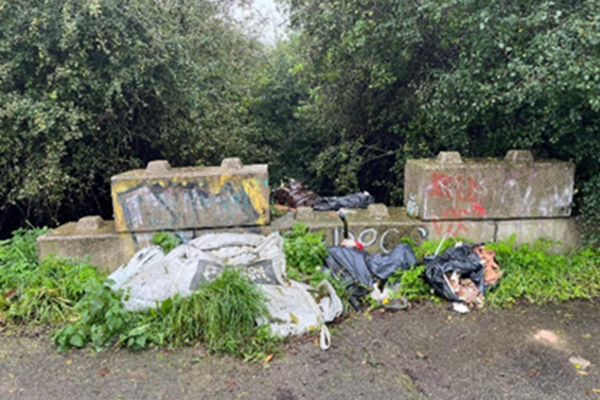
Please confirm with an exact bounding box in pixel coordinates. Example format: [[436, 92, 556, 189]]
[[263, 354, 274, 365]]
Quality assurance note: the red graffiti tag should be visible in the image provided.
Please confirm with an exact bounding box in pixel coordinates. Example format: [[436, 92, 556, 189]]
[[428, 173, 483, 203], [428, 172, 488, 237]]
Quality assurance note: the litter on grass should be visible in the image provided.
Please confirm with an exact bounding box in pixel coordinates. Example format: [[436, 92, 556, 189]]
[[424, 239, 502, 311], [108, 232, 342, 350]]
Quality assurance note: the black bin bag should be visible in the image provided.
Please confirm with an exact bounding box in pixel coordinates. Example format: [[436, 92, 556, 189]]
[[423, 244, 484, 302]]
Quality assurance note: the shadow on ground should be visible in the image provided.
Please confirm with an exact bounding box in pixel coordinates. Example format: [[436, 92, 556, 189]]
[[1, 301, 598, 400]]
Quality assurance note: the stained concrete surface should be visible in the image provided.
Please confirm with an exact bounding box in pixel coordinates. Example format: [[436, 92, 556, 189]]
[[1, 301, 598, 400]]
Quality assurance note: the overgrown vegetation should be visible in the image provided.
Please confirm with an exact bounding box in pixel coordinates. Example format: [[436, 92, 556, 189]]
[[150, 232, 182, 254], [0, 0, 267, 234], [0, 228, 102, 324], [1, 230, 279, 361], [3, 0, 600, 241], [282, 223, 353, 311], [1, 227, 599, 358], [486, 237, 600, 306], [53, 266, 278, 360]]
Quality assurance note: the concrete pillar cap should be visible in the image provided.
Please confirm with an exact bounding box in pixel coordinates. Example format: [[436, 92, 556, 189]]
[[436, 151, 463, 164], [146, 160, 171, 172], [75, 216, 105, 231], [221, 158, 243, 169], [504, 150, 534, 163]]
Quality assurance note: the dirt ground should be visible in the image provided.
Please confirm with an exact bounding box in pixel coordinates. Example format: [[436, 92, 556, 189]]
[[1, 301, 599, 400]]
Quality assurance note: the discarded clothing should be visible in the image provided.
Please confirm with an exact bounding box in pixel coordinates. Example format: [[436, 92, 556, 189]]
[[312, 192, 374, 211]]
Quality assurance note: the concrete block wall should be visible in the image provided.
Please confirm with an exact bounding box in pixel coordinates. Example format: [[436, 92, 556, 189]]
[[111, 158, 269, 232], [38, 158, 273, 271], [37, 150, 581, 272], [404, 150, 575, 221]]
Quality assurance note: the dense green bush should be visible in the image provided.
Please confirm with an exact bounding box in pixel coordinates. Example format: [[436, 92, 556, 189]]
[[280, 0, 600, 216], [0, 0, 264, 232]]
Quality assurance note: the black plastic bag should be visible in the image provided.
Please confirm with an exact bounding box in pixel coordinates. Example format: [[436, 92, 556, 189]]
[[324, 247, 374, 287], [367, 243, 417, 280], [323, 244, 417, 309], [312, 192, 374, 211], [423, 244, 484, 302]]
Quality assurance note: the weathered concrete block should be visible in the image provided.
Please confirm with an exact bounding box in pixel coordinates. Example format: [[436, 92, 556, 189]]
[[496, 218, 579, 253], [404, 150, 575, 220], [298, 208, 429, 253], [368, 203, 390, 219], [295, 206, 315, 221], [111, 159, 270, 232], [37, 217, 128, 273], [38, 216, 204, 272], [422, 219, 496, 244]]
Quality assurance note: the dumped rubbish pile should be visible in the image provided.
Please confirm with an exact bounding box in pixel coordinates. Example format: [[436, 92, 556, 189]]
[[424, 240, 502, 313], [107, 221, 503, 354], [108, 232, 342, 350], [323, 242, 416, 310], [273, 179, 374, 211]]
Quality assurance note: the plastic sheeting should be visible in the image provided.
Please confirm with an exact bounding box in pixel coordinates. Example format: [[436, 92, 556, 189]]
[[108, 232, 286, 311], [108, 232, 342, 348]]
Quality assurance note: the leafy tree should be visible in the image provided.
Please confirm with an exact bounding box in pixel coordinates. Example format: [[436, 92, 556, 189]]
[[0, 0, 263, 232], [245, 35, 321, 187], [283, 0, 600, 225]]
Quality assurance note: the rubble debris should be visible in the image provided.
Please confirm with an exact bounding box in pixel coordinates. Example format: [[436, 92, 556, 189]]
[[273, 180, 375, 211], [533, 329, 560, 345], [473, 245, 503, 286], [569, 356, 592, 371]]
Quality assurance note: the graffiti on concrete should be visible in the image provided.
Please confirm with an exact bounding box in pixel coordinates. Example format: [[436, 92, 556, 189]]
[[115, 179, 268, 232], [425, 172, 488, 236], [423, 166, 573, 237], [331, 226, 427, 253], [500, 169, 573, 217]]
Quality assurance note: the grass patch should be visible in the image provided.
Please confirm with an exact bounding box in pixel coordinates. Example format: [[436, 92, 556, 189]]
[[53, 266, 279, 360], [0, 228, 102, 325], [485, 236, 600, 306]]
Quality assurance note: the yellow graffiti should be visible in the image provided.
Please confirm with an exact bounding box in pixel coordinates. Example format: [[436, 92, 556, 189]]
[[111, 178, 145, 232], [242, 179, 269, 224], [111, 173, 269, 231]]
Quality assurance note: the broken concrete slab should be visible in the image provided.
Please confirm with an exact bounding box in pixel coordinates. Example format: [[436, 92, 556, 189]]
[[404, 150, 575, 220], [110, 158, 270, 233]]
